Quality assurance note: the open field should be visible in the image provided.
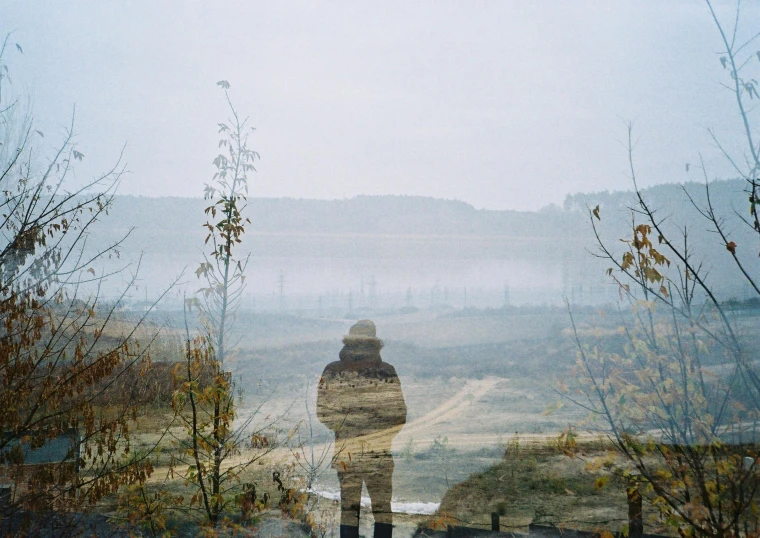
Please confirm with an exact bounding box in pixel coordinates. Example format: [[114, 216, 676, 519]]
[[101, 304, 760, 536]]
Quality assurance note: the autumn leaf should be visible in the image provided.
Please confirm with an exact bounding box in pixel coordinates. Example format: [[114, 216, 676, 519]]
[[622, 252, 634, 271], [726, 241, 737, 255], [428, 512, 457, 531], [543, 401, 565, 415], [595, 476, 609, 489]]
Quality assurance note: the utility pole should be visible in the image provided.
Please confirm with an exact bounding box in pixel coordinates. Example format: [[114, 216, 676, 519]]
[[562, 256, 570, 298], [278, 270, 285, 311], [368, 275, 377, 310], [130, 272, 144, 309]]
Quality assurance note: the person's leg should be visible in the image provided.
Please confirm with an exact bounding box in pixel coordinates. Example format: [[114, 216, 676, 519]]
[[338, 470, 362, 537], [364, 453, 394, 537]]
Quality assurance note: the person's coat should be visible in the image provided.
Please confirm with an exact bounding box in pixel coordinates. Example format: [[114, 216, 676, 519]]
[[317, 335, 407, 460]]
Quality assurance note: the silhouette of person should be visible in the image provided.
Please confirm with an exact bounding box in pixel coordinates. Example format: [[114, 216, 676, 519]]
[[317, 320, 407, 538]]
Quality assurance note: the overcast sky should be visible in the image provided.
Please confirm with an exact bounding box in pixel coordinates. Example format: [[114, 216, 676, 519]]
[[3, 1, 758, 210]]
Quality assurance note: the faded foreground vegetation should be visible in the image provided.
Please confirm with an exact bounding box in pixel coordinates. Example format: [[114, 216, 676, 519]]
[[3, 2, 760, 538]]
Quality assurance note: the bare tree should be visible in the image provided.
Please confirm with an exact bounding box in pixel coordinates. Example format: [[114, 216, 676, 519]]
[[0, 33, 171, 535], [563, 3, 760, 537], [161, 81, 276, 531]]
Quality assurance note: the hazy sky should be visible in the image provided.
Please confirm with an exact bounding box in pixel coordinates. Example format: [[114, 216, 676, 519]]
[[3, 1, 758, 210]]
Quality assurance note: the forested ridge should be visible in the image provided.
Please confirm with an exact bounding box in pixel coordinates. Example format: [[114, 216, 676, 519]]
[[108, 178, 746, 233], [100, 178, 752, 259]]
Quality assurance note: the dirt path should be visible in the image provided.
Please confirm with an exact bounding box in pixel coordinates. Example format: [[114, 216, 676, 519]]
[[398, 376, 502, 439], [335, 376, 504, 452]]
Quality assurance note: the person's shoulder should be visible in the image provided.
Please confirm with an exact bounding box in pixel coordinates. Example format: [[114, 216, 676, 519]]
[[377, 361, 400, 378], [320, 361, 344, 378]]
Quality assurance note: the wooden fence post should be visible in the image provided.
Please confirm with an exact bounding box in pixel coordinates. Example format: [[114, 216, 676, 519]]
[[627, 474, 643, 538], [491, 512, 500, 531]]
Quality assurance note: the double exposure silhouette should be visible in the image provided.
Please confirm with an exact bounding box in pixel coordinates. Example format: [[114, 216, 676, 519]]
[[317, 320, 407, 538]]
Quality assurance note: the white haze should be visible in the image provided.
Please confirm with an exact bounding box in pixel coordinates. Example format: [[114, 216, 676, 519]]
[[3, 1, 758, 210]]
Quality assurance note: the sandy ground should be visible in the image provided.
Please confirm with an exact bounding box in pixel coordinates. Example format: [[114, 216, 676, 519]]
[[134, 373, 578, 536], [127, 308, 594, 535]]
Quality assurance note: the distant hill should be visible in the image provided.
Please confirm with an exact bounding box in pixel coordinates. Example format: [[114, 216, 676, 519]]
[[83, 178, 757, 303], [104, 178, 751, 235], [95, 178, 755, 258], [563, 178, 749, 214], [101, 194, 581, 239], [89, 194, 589, 264]]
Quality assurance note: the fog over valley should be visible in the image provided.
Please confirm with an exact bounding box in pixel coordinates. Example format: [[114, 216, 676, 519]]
[[88, 179, 756, 311], [3, 2, 760, 537]]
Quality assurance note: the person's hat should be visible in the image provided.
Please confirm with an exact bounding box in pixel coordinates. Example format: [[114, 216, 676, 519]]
[[347, 319, 376, 338]]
